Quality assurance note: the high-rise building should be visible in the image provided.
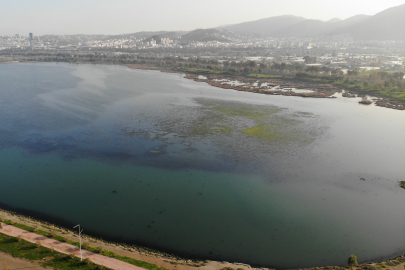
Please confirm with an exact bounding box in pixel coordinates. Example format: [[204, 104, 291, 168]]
[[29, 33, 34, 50]]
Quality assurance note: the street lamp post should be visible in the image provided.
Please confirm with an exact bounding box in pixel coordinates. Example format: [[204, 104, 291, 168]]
[[73, 224, 83, 261]]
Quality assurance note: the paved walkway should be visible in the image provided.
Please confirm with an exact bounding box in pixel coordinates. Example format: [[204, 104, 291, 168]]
[[0, 223, 146, 270]]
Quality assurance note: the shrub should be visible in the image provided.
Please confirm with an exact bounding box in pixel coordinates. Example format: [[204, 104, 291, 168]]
[[17, 235, 23, 242], [82, 242, 89, 249], [83, 257, 92, 265], [35, 241, 41, 249], [348, 254, 358, 269]]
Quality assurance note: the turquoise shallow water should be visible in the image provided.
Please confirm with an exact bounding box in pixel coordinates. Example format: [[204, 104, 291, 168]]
[[0, 63, 404, 268]]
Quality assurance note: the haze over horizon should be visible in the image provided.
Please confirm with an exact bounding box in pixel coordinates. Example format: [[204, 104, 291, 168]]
[[1, 0, 404, 36]]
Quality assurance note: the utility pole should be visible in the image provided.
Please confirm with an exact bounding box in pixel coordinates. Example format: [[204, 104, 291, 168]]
[[73, 224, 83, 261]]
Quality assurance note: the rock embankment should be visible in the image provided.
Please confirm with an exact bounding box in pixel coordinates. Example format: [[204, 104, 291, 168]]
[[375, 98, 405, 110], [184, 74, 337, 99], [359, 99, 373, 105]]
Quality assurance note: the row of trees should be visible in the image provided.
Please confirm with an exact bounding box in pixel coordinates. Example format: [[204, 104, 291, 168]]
[[6, 52, 404, 97]]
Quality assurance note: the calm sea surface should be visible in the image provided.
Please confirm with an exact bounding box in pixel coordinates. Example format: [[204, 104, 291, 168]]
[[0, 63, 404, 268]]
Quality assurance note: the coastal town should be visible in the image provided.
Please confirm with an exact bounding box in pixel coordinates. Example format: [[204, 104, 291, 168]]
[[0, 31, 404, 74]]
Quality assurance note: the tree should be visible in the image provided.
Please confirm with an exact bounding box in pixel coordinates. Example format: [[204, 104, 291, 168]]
[[347, 70, 359, 76], [348, 254, 358, 270], [384, 80, 392, 88], [332, 69, 344, 75], [392, 72, 404, 80], [304, 56, 317, 64], [306, 66, 321, 73], [248, 60, 256, 68]]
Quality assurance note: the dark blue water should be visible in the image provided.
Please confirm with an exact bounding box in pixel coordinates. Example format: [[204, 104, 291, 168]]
[[0, 63, 404, 268]]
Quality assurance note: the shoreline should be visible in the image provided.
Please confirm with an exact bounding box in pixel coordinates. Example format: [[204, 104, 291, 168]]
[[2, 61, 404, 111], [1, 208, 405, 270], [125, 64, 405, 111]]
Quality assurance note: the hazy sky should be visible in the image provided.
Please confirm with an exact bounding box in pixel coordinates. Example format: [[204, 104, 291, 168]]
[[1, 0, 404, 36]]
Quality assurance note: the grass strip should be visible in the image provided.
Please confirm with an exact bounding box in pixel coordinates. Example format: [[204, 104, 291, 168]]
[[0, 232, 108, 269], [1, 220, 170, 270]]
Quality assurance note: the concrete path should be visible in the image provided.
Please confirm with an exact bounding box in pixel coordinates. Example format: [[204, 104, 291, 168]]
[[0, 223, 146, 270]]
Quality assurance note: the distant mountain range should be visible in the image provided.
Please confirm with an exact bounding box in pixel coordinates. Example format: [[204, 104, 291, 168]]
[[220, 3, 405, 40], [181, 28, 243, 42], [104, 31, 187, 41], [137, 3, 405, 42]]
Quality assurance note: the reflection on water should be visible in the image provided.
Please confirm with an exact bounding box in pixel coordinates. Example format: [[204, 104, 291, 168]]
[[0, 63, 404, 268]]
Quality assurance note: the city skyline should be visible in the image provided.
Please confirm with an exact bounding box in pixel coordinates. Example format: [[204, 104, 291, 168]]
[[0, 0, 404, 36]]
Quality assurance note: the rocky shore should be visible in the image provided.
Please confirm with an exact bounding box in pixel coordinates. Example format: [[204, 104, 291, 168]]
[[184, 74, 338, 99]]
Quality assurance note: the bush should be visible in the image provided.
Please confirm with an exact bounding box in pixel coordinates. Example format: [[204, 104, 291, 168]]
[[35, 241, 41, 249], [348, 254, 358, 268]]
